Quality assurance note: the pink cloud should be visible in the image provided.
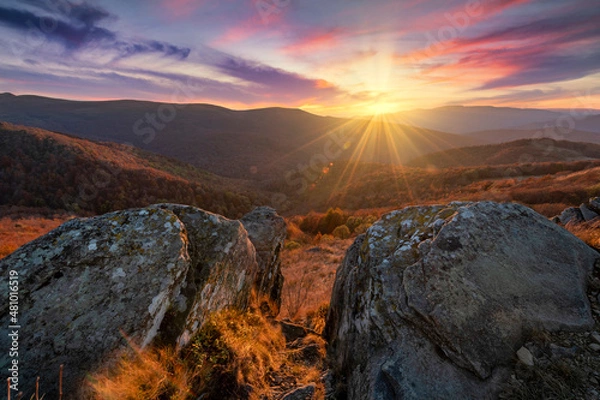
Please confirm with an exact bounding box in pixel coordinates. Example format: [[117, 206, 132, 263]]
[[211, 19, 265, 46], [160, 0, 208, 19], [281, 29, 341, 55]]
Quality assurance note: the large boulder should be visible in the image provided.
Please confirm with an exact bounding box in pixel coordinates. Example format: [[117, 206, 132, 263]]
[[241, 207, 286, 315], [0, 204, 285, 399], [325, 201, 599, 399]]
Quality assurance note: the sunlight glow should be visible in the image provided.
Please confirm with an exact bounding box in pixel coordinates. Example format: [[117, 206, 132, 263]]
[[367, 102, 399, 116]]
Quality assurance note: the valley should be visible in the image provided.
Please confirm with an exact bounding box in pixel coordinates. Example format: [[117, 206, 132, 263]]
[[1, 96, 599, 400]]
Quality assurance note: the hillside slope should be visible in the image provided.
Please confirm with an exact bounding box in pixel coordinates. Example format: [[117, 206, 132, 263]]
[[465, 128, 600, 145], [0, 122, 265, 218], [0, 94, 480, 179], [296, 158, 600, 215], [407, 139, 600, 168]]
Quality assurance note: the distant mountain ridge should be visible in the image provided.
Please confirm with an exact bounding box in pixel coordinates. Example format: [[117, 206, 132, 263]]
[[407, 138, 600, 168], [0, 93, 481, 180], [390, 105, 600, 134], [465, 128, 600, 145]]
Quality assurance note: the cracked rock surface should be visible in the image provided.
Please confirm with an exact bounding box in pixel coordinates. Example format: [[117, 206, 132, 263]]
[[0, 204, 286, 399], [325, 201, 599, 400]]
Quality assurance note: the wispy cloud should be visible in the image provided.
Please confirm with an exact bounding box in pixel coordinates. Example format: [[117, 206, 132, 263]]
[[405, 1, 600, 90], [0, 2, 190, 59], [282, 29, 341, 55], [0, 5, 115, 49]]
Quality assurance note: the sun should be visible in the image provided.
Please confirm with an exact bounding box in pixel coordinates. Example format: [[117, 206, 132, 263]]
[[366, 102, 398, 116]]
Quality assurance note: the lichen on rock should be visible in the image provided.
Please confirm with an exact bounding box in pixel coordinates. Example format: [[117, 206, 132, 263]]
[[326, 201, 599, 399], [0, 203, 286, 399]]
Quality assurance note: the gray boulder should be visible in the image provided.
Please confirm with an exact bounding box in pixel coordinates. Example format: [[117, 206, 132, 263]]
[[589, 197, 600, 214], [325, 202, 598, 400], [241, 206, 286, 315], [559, 207, 584, 225], [0, 204, 285, 399], [149, 204, 259, 347], [580, 203, 599, 222]]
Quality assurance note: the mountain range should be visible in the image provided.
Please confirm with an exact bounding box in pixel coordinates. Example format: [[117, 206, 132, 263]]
[[391, 105, 600, 134], [0, 93, 480, 180], [1, 93, 599, 216]]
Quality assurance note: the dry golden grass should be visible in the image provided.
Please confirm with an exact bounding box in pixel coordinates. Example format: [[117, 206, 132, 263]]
[[89, 309, 325, 400], [566, 221, 600, 250], [90, 345, 193, 400], [279, 238, 352, 321], [0, 215, 71, 259]]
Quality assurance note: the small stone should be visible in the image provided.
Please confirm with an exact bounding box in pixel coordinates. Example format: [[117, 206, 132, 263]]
[[559, 207, 584, 225], [589, 197, 600, 213], [591, 332, 600, 345], [590, 343, 600, 352], [517, 346, 535, 366], [591, 377, 599, 385], [579, 204, 599, 222]]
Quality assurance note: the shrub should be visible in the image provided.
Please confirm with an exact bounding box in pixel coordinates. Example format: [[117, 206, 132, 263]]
[[284, 240, 302, 250], [332, 225, 351, 239], [319, 234, 335, 243], [353, 222, 372, 235], [299, 212, 322, 234], [345, 216, 362, 233], [317, 208, 347, 234]]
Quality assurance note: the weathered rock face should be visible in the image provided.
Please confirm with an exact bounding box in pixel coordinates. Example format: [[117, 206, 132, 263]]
[[325, 202, 599, 400], [558, 197, 600, 225], [149, 204, 259, 347], [0, 204, 285, 399], [241, 207, 286, 315]]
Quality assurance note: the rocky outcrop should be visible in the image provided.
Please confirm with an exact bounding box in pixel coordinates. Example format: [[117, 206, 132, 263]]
[[0, 204, 285, 399], [325, 201, 599, 399], [557, 197, 600, 225], [241, 207, 286, 315]]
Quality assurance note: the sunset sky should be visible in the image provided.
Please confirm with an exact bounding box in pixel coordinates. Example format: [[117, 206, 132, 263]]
[[0, 0, 598, 116]]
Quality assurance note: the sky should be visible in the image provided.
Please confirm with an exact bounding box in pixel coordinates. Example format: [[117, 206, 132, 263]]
[[0, 0, 598, 116]]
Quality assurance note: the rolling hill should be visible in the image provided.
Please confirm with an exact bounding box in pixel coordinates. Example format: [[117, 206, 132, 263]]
[[407, 139, 600, 168], [299, 158, 600, 216], [0, 93, 481, 180], [0, 122, 267, 218], [465, 128, 600, 145]]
